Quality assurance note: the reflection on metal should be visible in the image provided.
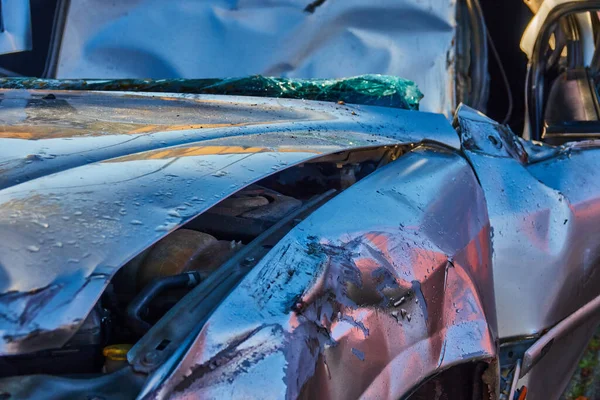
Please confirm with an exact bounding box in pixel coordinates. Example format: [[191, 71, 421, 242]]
[[52, 0, 457, 115], [0, 89, 459, 190], [457, 104, 600, 399], [0, 91, 459, 355], [453, 105, 529, 161], [521, 293, 600, 377], [521, 316, 598, 399], [146, 146, 497, 398], [0, 0, 32, 55], [1, 96, 600, 397], [457, 105, 600, 339]]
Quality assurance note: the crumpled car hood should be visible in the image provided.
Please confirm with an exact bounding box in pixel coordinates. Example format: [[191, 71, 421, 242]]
[[0, 89, 459, 355]]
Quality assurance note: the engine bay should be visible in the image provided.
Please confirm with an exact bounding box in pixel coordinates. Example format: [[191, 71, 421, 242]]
[[0, 145, 404, 378]]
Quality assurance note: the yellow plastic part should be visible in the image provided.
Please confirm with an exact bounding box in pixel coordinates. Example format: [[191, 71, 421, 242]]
[[102, 344, 133, 361]]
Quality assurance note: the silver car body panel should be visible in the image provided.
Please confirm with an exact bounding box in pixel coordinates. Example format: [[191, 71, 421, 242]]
[[0, 90, 458, 355], [149, 145, 497, 399], [457, 106, 600, 339], [1, 92, 600, 399]]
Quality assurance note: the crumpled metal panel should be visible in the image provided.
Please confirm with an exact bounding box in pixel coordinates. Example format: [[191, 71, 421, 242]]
[[0, 89, 459, 190], [0, 90, 459, 355], [457, 106, 600, 338], [55, 0, 456, 115], [148, 146, 497, 399]]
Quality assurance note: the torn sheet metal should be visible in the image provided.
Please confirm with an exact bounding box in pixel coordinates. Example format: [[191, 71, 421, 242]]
[[456, 106, 600, 339], [145, 146, 497, 399], [53, 0, 456, 115], [0, 90, 459, 355]]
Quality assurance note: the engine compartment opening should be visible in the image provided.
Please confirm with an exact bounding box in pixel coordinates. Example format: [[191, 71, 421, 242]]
[[0, 145, 404, 379]]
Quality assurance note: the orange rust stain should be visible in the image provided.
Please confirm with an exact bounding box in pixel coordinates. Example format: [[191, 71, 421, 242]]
[[156, 96, 180, 102]]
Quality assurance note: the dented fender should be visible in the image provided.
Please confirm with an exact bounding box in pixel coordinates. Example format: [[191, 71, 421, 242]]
[[151, 145, 498, 399]]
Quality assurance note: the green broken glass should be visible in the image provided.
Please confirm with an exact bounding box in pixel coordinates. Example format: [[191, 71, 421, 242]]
[[0, 74, 423, 110]]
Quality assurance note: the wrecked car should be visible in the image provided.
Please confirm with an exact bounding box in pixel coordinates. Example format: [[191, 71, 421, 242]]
[[1, 0, 600, 399]]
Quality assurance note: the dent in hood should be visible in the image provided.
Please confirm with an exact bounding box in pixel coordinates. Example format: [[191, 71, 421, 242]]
[[0, 91, 459, 355]]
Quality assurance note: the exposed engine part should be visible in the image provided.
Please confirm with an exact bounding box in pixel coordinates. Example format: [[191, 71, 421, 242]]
[[184, 213, 271, 242], [128, 189, 338, 374], [102, 344, 132, 374], [209, 190, 269, 217], [114, 229, 246, 336], [311, 146, 401, 165], [0, 146, 395, 380], [136, 230, 242, 289], [0, 305, 107, 377], [127, 271, 203, 336], [261, 163, 350, 197], [261, 147, 400, 198], [230, 187, 302, 222], [187, 185, 301, 241]]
